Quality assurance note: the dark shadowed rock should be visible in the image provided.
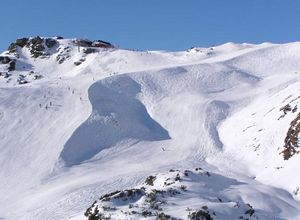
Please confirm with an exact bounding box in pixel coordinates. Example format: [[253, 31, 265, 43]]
[[83, 48, 96, 54], [0, 56, 12, 64], [8, 60, 16, 71], [92, 40, 113, 48], [29, 36, 46, 58], [45, 38, 57, 48], [29, 36, 43, 45], [74, 38, 93, 47], [16, 38, 29, 47]]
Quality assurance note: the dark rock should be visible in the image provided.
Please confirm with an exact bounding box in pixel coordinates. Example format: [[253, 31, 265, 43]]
[[74, 38, 93, 47], [16, 38, 29, 47], [8, 43, 17, 53], [188, 210, 213, 220], [0, 56, 12, 64], [33, 74, 42, 80], [17, 78, 28, 84], [3, 72, 11, 78], [33, 44, 45, 51], [145, 175, 156, 186], [92, 40, 113, 48], [45, 38, 57, 48], [83, 48, 96, 54], [30, 50, 44, 58], [28, 36, 46, 58], [281, 112, 300, 159], [29, 36, 43, 45], [74, 61, 82, 66], [57, 55, 66, 64], [55, 36, 64, 40], [8, 38, 29, 53], [8, 60, 16, 71]]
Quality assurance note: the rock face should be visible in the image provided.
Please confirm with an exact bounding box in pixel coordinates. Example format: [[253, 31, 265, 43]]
[[73, 38, 114, 49], [45, 38, 57, 48], [92, 40, 113, 48], [282, 112, 300, 159], [0, 56, 12, 64], [0, 56, 16, 72], [7, 36, 113, 60], [7, 36, 58, 58], [1, 36, 115, 84], [7, 60, 16, 71]]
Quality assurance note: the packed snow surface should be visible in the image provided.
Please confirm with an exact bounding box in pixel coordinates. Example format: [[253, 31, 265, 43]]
[[1, 38, 300, 219]]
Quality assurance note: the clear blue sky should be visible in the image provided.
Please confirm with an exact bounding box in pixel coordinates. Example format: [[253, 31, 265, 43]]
[[1, 0, 300, 52]]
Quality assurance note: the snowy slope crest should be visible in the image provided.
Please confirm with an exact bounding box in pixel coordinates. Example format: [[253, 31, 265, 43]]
[[85, 168, 299, 220]]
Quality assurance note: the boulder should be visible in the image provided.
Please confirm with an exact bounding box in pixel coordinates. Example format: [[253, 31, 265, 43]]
[[74, 61, 82, 66]]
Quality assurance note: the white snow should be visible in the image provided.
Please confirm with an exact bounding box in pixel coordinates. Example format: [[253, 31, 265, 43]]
[[0, 38, 300, 219]]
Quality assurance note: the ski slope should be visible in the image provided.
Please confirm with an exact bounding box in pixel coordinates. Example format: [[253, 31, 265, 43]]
[[0, 37, 300, 219]]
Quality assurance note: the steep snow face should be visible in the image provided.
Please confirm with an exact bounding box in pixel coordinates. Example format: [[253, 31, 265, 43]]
[[59, 76, 170, 167], [1, 37, 300, 219]]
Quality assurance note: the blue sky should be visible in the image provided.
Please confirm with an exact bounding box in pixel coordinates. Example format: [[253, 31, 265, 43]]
[[1, 0, 300, 51]]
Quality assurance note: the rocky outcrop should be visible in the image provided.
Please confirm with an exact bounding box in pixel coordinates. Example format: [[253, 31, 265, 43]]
[[8, 36, 58, 58], [281, 112, 300, 159], [73, 38, 114, 49], [45, 38, 57, 48], [0, 56, 16, 72], [8, 60, 16, 71], [92, 40, 113, 48], [84, 168, 259, 220], [0, 56, 12, 64]]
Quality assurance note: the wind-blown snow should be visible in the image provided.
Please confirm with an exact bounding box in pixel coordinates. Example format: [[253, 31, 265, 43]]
[[1, 38, 300, 219]]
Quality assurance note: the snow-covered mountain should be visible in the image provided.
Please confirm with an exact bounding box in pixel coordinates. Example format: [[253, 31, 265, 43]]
[[1, 36, 300, 219]]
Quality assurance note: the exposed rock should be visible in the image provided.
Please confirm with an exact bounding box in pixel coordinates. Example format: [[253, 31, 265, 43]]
[[8, 38, 29, 53], [8, 60, 16, 71], [83, 48, 96, 54], [188, 210, 213, 220], [45, 38, 57, 48], [55, 36, 64, 40], [74, 38, 93, 47], [3, 72, 11, 78], [0, 56, 12, 64], [16, 38, 29, 47], [33, 74, 42, 80], [281, 112, 300, 159], [92, 40, 113, 48], [8, 36, 59, 58], [73, 38, 114, 48], [29, 36, 43, 45], [74, 61, 82, 66], [29, 37, 45, 58], [17, 78, 28, 85], [56, 46, 71, 64]]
